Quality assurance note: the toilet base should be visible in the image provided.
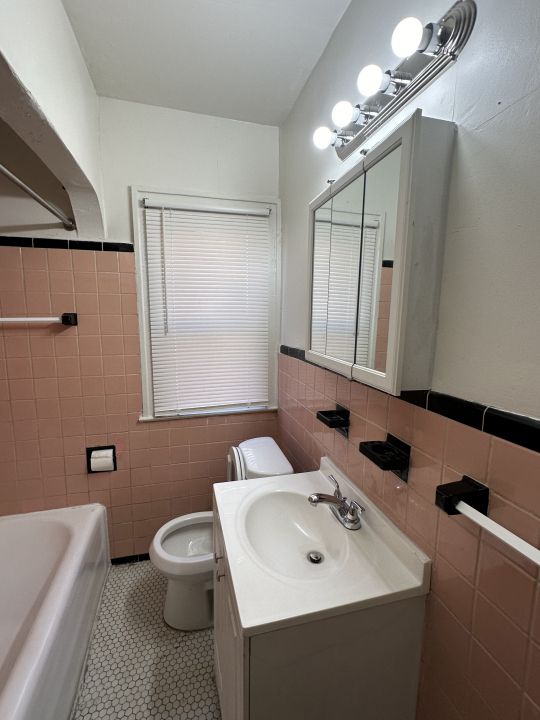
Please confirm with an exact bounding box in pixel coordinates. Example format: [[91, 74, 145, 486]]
[[163, 575, 214, 630]]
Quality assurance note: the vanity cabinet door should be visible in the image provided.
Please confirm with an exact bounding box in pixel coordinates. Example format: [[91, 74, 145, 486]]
[[213, 509, 246, 720]]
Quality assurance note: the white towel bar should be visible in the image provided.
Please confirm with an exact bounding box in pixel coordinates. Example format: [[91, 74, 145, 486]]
[[456, 500, 540, 567], [0, 313, 77, 326], [436, 476, 540, 567]]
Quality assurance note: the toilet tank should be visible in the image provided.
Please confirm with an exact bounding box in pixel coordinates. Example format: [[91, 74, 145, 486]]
[[227, 437, 293, 481]]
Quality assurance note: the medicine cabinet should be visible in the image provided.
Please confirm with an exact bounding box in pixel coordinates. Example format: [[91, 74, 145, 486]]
[[307, 110, 455, 395]]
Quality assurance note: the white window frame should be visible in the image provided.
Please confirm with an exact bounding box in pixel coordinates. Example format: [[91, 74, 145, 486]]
[[132, 186, 281, 420]]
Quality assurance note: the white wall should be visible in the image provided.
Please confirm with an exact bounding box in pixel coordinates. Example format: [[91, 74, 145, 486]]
[[0, 0, 102, 202], [99, 98, 279, 242], [0, 0, 104, 238], [280, 0, 540, 418]]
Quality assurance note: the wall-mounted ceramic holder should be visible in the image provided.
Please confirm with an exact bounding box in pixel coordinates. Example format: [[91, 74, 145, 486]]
[[435, 475, 489, 515], [316, 404, 350, 438], [86, 445, 117, 473], [61, 313, 78, 325], [359, 433, 411, 482]]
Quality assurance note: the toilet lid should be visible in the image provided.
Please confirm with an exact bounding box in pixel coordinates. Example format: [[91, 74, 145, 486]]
[[239, 437, 293, 479]]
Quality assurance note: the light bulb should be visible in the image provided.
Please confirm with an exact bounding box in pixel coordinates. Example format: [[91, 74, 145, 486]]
[[313, 126, 335, 150], [331, 100, 355, 128], [356, 65, 384, 98], [391, 17, 424, 58]]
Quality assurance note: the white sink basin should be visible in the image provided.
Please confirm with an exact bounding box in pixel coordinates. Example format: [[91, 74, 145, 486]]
[[241, 490, 347, 579], [213, 457, 430, 634]]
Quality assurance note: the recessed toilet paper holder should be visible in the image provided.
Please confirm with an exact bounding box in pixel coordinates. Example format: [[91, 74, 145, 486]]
[[86, 445, 117, 473]]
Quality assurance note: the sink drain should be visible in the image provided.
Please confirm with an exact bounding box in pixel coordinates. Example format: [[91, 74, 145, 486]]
[[307, 550, 324, 564]]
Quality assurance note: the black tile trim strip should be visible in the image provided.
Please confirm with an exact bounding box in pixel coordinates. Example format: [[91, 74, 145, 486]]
[[400, 390, 428, 408], [34, 238, 68, 249], [427, 391, 485, 430], [0, 235, 134, 252], [111, 552, 150, 565], [279, 345, 540, 454], [484, 407, 540, 454], [103, 241, 134, 252], [279, 344, 306, 361]]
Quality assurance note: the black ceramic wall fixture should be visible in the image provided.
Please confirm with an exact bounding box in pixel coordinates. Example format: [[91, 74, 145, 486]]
[[86, 445, 117, 474], [316, 404, 350, 438], [435, 475, 489, 516], [359, 434, 411, 482], [61, 313, 78, 326]]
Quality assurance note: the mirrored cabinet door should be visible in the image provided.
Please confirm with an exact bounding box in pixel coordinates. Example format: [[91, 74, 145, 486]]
[[326, 175, 363, 364], [310, 175, 364, 368], [356, 145, 401, 374], [310, 199, 332, 356]]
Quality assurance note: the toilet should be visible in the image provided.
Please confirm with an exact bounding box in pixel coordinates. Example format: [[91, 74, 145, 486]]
[[149, 436, 292, 630]]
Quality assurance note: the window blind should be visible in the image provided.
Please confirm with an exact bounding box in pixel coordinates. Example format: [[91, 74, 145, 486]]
[[311, 219, 331, 354], [144, 205, 273, 416], [325, 221, 362, 363], [356, 217, 381, 367]]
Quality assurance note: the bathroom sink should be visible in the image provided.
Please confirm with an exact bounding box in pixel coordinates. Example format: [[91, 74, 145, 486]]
[[214, 457, 431, 633], [241, 490, 347, 579]]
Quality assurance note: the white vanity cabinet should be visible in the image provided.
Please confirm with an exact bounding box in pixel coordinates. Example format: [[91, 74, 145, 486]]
[[213, 489, 428, 720], [213, 508, 247, 720]]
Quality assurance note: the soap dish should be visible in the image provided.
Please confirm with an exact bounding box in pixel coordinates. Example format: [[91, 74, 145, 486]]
[[359, 434, 411, 482], [316, 405, 350, 438]]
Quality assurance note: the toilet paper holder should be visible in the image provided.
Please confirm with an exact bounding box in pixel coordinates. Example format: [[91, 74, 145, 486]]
[[86, 445, 117, 473]]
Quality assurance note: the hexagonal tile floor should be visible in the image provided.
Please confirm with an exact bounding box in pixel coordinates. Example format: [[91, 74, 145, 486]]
[[73, 561, 221, 720]]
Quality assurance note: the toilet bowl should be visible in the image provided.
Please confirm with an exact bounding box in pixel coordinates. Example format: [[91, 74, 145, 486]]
[[150, 437, 292, 630], [150, 511, 214, 630]]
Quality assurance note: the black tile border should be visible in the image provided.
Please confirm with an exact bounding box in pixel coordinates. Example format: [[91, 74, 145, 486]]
[[0, 236, 33, 247], [279, 344, 306, 361], [0, 235, 134, 253], [400, 390, 429, 408], [33, 237, 68, 249], [484, 407, 540, 454], [111, 552, 150, 565], [279, 345, 540, 454], [427, 391, 485, 430], [103, 241, 134, 252]]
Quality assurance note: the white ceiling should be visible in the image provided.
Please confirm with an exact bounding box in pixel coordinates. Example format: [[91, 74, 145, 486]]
[[62, 0, 351, 126]]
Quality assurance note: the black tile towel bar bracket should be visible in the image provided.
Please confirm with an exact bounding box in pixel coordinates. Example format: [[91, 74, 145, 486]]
[[61, 313, 78, 325], [435, 475, 489, 515], [359, 433, 411, 482]]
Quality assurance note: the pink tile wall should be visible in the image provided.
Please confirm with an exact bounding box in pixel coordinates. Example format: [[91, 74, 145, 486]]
[[278, 353, 540, 720], [0, 245, 277, 557]]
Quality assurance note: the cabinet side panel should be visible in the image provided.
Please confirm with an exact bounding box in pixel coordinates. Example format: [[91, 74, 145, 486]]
[[249, 597, 425, 720], [401, 117, 456, 390]]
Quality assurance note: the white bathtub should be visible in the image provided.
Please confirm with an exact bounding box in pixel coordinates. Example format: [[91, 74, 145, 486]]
[[0, 504, 109, 720]]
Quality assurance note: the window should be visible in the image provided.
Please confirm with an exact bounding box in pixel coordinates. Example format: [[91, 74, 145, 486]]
[[134, 192, 278, 418]]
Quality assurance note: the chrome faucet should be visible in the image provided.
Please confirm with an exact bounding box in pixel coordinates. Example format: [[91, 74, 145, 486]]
[[308, 474, 365, 530]]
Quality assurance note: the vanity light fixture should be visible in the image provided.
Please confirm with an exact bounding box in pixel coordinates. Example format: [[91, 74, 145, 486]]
[[391, 16, 425, 58], [312, 126, 340, 149], [330, 101, 379, 130], [312, 0, 476, 160], [356, 65, 412, 98]]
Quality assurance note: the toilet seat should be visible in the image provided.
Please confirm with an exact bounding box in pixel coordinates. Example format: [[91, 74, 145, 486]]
[[150, 511, 213, 578]]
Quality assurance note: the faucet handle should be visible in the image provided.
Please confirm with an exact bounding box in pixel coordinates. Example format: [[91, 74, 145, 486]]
[[328, 474, 343, 500], [346, 499, 366, 521]]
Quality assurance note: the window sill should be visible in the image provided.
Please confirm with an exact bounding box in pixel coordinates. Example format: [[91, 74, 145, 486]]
[[138, 405, 277, 423]]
